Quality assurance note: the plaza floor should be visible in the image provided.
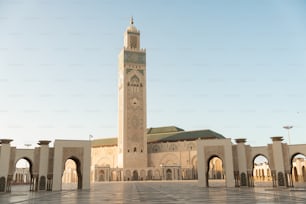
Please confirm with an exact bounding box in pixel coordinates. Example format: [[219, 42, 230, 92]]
[[1, 181, 306, 204]]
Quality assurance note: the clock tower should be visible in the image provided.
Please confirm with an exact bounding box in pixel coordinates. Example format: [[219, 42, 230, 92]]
[[118, 18, 147, 169]]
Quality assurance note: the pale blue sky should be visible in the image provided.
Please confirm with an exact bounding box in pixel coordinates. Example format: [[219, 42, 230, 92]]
[[0, 0, 306, 147]]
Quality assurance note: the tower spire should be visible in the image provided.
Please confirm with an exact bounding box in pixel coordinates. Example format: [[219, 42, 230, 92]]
[[118, 21, 147, 169], [124, 16, 140, 49]]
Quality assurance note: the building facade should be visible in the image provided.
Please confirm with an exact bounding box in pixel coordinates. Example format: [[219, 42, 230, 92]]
[[90, 19, 306, 188], [1, 19, 306, 193], [118, 17, 147, 169], [92, 126, 224, 182]]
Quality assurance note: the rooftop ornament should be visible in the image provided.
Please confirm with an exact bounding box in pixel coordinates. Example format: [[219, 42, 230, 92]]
[[0, 139, 13, 144], [270, 136, 284, 142]]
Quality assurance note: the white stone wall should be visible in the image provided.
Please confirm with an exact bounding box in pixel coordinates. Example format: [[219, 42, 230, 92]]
[[91, 140, 198, 181]]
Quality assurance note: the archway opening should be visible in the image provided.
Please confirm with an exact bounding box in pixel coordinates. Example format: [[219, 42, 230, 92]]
[[253, 155, 272, 187], [207, 156, 225, 187], [166, 169, 172, 180], [132, 170, 138, 181], [99, 170, 105, 181], [111, 170, 117, 181], [147, 170, 153, 180], [11, 158, 32, 192], [291, 153, 306, 187], [62, 158, 82, 190]]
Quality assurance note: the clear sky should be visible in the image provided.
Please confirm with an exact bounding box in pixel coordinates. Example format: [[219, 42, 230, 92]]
[[0, 0, 306, 148]]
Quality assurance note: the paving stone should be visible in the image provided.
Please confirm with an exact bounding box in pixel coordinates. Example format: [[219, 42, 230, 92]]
[[1, 181, 306, 203]]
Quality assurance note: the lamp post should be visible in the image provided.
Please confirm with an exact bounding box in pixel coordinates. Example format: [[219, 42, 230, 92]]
[[24, 144, 32, 148], [283, 126, 293, 145]]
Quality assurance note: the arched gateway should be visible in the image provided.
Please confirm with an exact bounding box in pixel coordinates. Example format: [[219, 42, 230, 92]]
[[0, 139, 90, 192], [197, 138, 235, 187], [197, 136, 306, 188]]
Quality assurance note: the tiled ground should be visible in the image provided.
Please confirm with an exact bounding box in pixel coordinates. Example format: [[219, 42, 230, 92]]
[[1, 181, 306, 203]]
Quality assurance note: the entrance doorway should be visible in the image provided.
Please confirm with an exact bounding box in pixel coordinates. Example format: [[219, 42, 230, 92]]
[[253, 155, 272, 187], [99, 170, 105, 181], [11, 158, 32, 192], [207, 156, 225, 187], [166, 169, 172, 180], [132, 170, 138, 181], [291, 154, 306, 187], [62, 158, 82, 190]]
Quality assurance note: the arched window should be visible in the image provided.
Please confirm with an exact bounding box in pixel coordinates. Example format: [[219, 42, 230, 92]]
[[253, 155, 272, 186], [129, 75, 141, 95]]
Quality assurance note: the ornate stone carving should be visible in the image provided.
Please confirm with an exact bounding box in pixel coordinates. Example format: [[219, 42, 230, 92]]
[[204, 146, 224, 161], [0, 177, 5, 192], [241, 172, 247, 186], [124, 51, 146, 64], [63, 147, 84, 173], [39, 176, 46, 190]]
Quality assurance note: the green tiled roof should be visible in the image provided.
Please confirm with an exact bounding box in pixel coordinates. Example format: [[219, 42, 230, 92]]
[[147, 126, 184, 134], [91, 126, 225, 147], [147, 129, 225, 144]]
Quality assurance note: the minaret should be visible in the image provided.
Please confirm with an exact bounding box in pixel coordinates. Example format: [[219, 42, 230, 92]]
[[118, 17, 147, 169]]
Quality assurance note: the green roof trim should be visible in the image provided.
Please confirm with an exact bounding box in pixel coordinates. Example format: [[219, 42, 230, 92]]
[[91, 126, 225, 147], [147, 129, 225, 144], [146, 126, 184, 134], [91, 138, 117, 147]]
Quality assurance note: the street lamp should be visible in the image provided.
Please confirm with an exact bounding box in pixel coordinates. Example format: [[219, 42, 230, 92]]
[[24, 144, 32, 148], [283, 126, 293, 145]]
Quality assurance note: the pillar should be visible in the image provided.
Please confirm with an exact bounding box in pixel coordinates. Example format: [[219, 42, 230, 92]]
[[224, 139, 235, 187], [38, 140, 51, 191], [0, 139, 13, 192], [235, 138, 248, 186], [271, 136, 286, 187], [197, 140, 206, 187]]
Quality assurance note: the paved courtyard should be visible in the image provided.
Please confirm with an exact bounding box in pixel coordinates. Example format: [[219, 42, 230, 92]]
[[1, 181, 306, 203]]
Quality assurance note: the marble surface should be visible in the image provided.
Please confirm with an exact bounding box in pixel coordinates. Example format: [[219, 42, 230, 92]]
[[1, 181, 306, 203]]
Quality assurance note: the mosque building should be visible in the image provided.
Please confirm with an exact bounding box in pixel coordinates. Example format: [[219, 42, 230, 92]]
[[89, 19, 306, 187], [1, 19, 306, 193], [91, 18, 225, 182]]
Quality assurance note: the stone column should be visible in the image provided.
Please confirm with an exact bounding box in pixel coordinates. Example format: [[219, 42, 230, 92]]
[[235, 138, 248, 186], [197, 140, 206, 187], [0, 139, 13, 192], [224, 139, 235, 187], [271, 136, 286, 187], [38, 140, 51, 191]]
